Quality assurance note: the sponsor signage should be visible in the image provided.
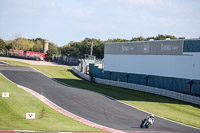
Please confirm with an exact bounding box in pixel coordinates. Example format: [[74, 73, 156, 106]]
[[104, 40, 183, 55], [26, 113, 36, 119], [2, 92, 9, 97]]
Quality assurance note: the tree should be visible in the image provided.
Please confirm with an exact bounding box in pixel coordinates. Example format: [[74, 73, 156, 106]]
[[61, 38, 105, 59], [106, 38, 129, 42], [33, 40, 43, 52], [153, 34, 177, 40], [46, 49, 57, 60], [11, 38, 34, 51], [131, 36, 145, 41], [0, 39, 6, 51], [5, 40, 13, 50], [4, 37, 59, 54], [93, 42, 104, 59], [49, 42, 58, 54], [61, 42, 81, 57]]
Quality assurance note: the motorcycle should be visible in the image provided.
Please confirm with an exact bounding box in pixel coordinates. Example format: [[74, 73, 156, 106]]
[[140, 118, 150, 129]]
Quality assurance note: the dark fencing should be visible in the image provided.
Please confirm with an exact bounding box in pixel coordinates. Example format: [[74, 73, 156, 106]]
[[89, 64, 200, 96], [128, 73, 146, 85], [52, 55, 79, 66], [183, 40, 200, 52], [192, 80, 200, 95], [148, 76, 190, 94]]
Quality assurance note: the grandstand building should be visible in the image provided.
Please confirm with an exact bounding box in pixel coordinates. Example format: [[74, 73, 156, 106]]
[[89, 38, 200, 95], [104, 39, 200, 80]]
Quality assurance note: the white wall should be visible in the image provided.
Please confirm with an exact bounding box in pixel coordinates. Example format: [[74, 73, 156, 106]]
[[104, 52, 200, 80], [95, 77, 200, 105], [72, 66, 91, 81]]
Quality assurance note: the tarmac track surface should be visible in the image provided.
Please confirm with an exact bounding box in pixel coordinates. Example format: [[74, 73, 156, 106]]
[[0, 65, 199, 133]]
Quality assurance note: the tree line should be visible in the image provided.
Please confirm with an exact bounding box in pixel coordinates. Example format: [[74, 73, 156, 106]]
[[0, 34, 177, 59], [0, 37, 58, 58], [61, 34, 177, 59]]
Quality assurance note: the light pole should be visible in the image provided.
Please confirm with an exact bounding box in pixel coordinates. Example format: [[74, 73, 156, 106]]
[[91, 42, 93, 56]]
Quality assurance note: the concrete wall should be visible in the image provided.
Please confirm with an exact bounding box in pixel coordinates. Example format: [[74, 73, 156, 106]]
[[90, 64, 200, 95], [104, 52, 200, 80], [72, 66, 91, 81], [72, 66, 200, 105], [94, 77, 200, 105]]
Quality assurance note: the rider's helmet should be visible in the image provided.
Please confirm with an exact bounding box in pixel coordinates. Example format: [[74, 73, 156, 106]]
[[150, 114, 154, 118]]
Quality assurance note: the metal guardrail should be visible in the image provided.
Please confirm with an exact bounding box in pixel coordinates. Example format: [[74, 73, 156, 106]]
[[72, 66, 200, 105], [94, 78, 200, 105], [72, 66, 91, 81]]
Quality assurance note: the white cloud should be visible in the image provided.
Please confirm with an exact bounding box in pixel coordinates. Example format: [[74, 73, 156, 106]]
[[63, 9, 93, 19], [119, 0, 164, 7], [158, 17, 177, 28], [74, 22, 104, 31], [47, 2, 57, 8]]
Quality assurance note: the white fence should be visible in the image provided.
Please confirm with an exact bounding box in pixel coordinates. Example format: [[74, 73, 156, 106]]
[[94, 78, 200, 105], [71, 67, 200, 105], [72, 66, 91, 81]]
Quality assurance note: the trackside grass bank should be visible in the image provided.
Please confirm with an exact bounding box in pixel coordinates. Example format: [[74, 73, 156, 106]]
[[0, 64, 104, 132], [1, 59, 200, 128]]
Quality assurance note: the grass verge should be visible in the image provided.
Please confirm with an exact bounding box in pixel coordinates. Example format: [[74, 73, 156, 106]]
[[0, 59, 30, 66], [1, 59, 200, 128], [0, 61, 104, 132]]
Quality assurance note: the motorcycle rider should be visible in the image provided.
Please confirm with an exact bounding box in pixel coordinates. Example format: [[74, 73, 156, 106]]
[[144, 114, 155, 125]]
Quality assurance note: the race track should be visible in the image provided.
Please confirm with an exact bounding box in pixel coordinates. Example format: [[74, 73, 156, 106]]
[[0, 65, 199, 133]]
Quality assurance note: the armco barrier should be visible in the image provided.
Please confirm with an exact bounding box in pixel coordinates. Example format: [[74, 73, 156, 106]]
[[89, 64, 200, 95], [73, 66, 200, 105], [72, 66, 91, 81], [94, 77, 200, 105]]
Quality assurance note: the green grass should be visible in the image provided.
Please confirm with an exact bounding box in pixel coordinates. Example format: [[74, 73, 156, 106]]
[[1, 59, 200, 128], [0, 62, 104, 132], [0, 59, 30, 66]]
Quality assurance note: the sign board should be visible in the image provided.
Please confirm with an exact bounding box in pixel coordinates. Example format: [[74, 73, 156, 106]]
[[2, 92, 9, 97], [104, 40, 184, 55], [26, 113, 35, 119]]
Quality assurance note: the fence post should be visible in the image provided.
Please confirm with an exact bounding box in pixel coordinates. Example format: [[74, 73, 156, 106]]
[[124, 74, 129, 83], [109, 72, 112, 80], [186, 80, 193, 95], [143, 75, 149, 86]]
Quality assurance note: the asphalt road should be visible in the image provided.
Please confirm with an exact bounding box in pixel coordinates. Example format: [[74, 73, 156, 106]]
[[0, 65, 199, 133]]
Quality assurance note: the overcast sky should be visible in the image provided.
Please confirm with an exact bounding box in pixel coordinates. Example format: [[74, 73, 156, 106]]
[[0, 0, 200, 46]]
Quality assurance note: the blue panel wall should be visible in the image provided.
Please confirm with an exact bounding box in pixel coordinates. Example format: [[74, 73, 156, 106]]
[[128, 73, 146, 85], [192, 80, 200, 95], [89, 64, 200, 95], [148, 76, 190, 93], [183, 40, 200, 52], [89, 64, 97, 77], [111, 72, 127, 82], [102, 71, 110, 80]]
